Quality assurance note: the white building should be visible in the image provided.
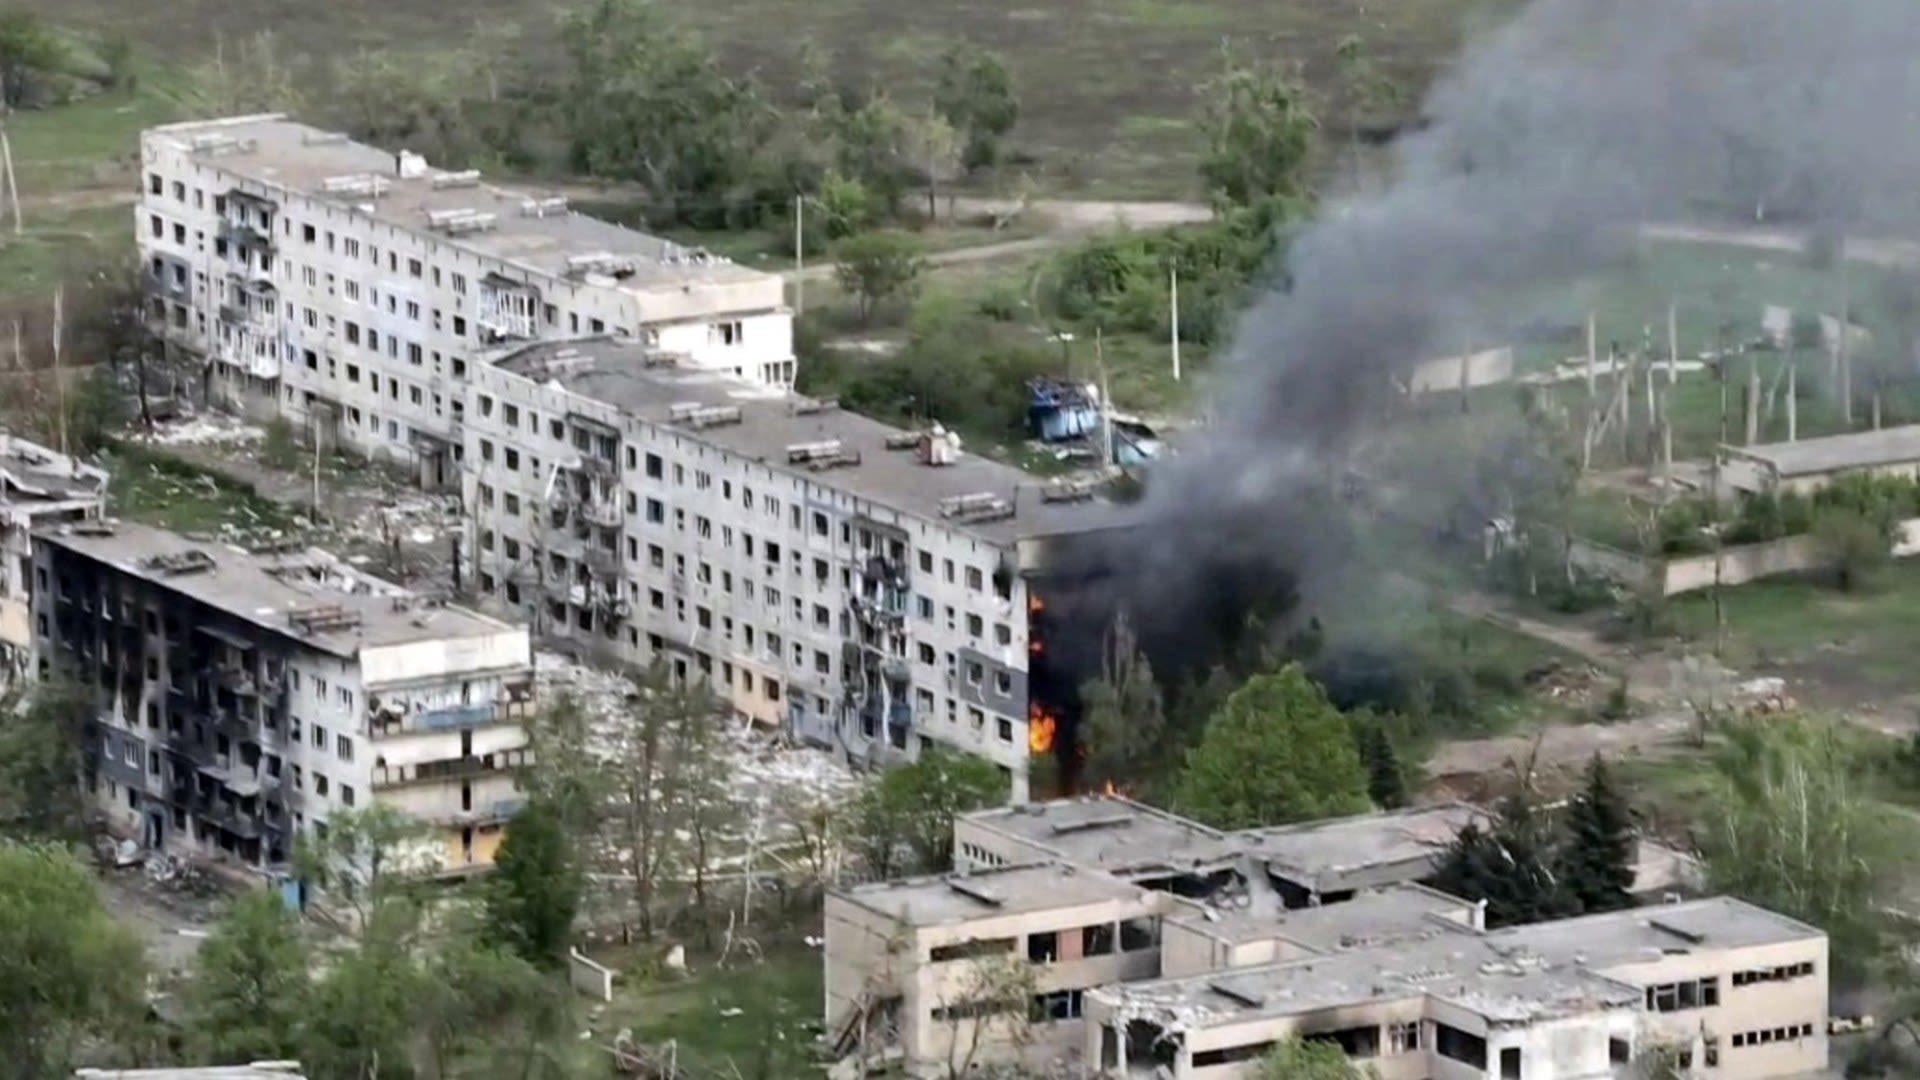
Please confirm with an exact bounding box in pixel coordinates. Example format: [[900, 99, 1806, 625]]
[[0, 433, 106, 682], [463, 338, 1137, 800], [33, 519, 534, 873], [136, 115, 794, 490]]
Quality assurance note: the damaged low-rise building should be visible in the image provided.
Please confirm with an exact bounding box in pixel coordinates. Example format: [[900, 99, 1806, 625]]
[[33, 519, 534, 873], [0, 433, 107, 682], [825, 796, 1796, 1080]]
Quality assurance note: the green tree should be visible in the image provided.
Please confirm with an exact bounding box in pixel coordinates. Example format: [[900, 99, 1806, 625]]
[[903, 105, 962, 221], [834, 95, 913, 212], [833, 231, 926, 324], [300, 905, 419, 1080], [1699, 716, 1892, 986], [815, 170, 875, 244], [293, 803, 434, 938], [851, 749, 1004, 877], [1171, 664, 1369, 830], [933, 43, 1019, 172], [0, 841, 146, 1080], [1812, 506, 1889, 592], [558, 0, 771, 227], [0, 677, 92, 841], [1079, 613, 1167, 792], [0, 12, 64, 108], [185, 891, 310, 1063], [191, 31, 305, 116], [1355, 717, 1409, 809], [1258, 1036, 1370, 1080], [1429, 792, 1579, 928], [483, 794, 582, 968], [1198, 47, 1318, 210], [1558, 755, 1636, 914], [414, 935, 570, 1080]]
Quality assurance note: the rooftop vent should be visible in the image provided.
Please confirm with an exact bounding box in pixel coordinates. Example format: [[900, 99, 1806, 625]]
[[919, 425, 963, 467], [188, 134, 256, 157], [1649, 919, 1707, 945], [287, 603, 363, 634], [396, 150, 430, 179], [1208, 979, 1267, 1009], [427, 208, 498, 235], [787, 440, 844, 464], [668, 405, 743, 430], [431, 169, 483, 189], [1049, 811, 1134, 836], [141, 549, 217, 577], [940, 492, 1015, 525], [791, 397, 839, 416], [883, 432, 922, 451], [321, 173, 386, 197], [519, 196, 568, 217], [302, 131, 350, 146], [945, 877, 1006, 907], [70, 521, 116, 537], [1041, 476, 1100, 504], [565, 253, 637, 279]]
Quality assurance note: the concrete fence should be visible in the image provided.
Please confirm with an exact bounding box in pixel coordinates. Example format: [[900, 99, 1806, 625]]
[[1564, 515, 1920, 596], [568, 947, 616, 1002]]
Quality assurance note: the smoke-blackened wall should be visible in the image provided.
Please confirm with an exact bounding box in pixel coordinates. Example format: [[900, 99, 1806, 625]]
[[1131, 0, 1920, 597]]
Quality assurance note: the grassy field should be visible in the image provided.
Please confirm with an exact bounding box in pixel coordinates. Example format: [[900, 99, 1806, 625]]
[[16, 0, 1524, 198], [582, 945, 822, 1079], [101, 444, 310, 538]]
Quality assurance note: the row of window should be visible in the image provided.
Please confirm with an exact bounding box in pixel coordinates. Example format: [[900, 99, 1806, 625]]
[[1646, 976, 1719, 1013], [1731, 961, 1816, 986], [1730, 1023, 1817, 1048]]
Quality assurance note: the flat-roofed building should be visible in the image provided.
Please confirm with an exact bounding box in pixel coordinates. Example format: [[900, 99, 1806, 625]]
[[1718, 425, 1920, 496], [1239, 802, 1496, 907], [1085, 897, 1827, 1080], [824, 862, 1177, 1072], [0, 433, 106, 681], [953, 795, 1247, 888], [463, 337, 1137, 799], [137, 115, 793, 490], [33, 519, 534, 873], [1158, 883, 1484, 978]]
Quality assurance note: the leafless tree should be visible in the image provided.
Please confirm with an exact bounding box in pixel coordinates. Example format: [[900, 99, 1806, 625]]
[[937, 954, 1040, 1080]]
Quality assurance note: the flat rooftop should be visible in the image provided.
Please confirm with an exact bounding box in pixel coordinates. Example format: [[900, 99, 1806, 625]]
[[149, 116, 772, 292], [1723, 424, 1920, 477], [835, 862, 1146, 925], [961, 795, 1246, 877], [1172, 883, 1478, 950], [37, 519, 519, 657], [491, 337, 1139, 544], [1240, 803, 1492, 887], [0, 433, 106, 503], [1101, 897, 1816, 1030]]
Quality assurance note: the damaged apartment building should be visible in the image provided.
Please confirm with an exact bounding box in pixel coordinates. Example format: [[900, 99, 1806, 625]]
[[136, 115, 793, 491], [824, 796, 1825, 1080], [33, 519, 535, 872], [462, 337, 1135, 799], [0, 433, 106, 683]]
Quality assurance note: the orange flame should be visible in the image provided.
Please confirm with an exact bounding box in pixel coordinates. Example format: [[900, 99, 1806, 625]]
[[1029, 594, 1046, 614], [1102, 780, 1119, 795], [1027, 703, 1058, 754], [1029, 638, 1045, 657]]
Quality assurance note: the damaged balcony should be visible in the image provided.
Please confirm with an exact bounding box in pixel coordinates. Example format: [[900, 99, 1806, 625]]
[[372, 748, 530, 790]]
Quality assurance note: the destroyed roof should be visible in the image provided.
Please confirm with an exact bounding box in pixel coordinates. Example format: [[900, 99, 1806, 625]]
[[0, 433, 107, 503], [1238, 802, 1493, 890], [487, 337, 1141, 545], [148, 116, 772, 292], [1170, 883, 1479, 950], [1721, 424, 1920, 477], [37, 520, 523, 658], [1098, 896, 1821, 1030], [960, 795, 1248, 878], [834, 861, 1150, 925]]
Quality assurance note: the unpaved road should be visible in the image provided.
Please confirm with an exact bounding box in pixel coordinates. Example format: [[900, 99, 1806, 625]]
[[1641, 222, 1920, 269]]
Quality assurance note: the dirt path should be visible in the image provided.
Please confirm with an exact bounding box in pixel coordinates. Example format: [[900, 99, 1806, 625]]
[[1640, 222, 1920, 269]]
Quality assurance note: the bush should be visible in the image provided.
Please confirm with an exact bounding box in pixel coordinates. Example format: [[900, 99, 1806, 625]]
[[1812, 506, 1891, 592], [261, 418, 299, 471]]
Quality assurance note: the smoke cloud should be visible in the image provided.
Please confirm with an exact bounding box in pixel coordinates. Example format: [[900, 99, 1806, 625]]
[[1128, 0, 1920, 611]]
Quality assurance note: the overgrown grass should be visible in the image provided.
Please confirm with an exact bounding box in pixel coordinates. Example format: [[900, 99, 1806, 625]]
[[584, 945, 822, 1079], [1664, 562, 1920, 691], [101, 444, 308, 537]]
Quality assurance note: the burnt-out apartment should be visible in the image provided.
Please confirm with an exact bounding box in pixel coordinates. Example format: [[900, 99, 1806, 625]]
[[0, 433, 107, 684], [34, 520, 534, 873]]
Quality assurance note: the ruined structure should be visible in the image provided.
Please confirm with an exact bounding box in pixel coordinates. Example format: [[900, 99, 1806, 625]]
[[463, 337, 1137, 800], [0, 433, 106, 683], [823, 797, 1814, 1080], [33, 520, 533, 872]]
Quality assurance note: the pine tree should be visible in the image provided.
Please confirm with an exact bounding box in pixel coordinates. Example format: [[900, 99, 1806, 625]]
[[1429, 793, 1578, 927], [1357, 720, 1408, 809], [1560, 754, 1637, 914], [483, 795, 583, 967]]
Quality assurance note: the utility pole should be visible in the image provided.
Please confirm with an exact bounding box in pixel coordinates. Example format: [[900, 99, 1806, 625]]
[[0, 124, 20, 236], [53, 286, 66, 458], [1169, 266, 1181, 382], [1666, 302, 1679, 384], [1096, 326, 1113, 472], [793, 194, 805, 315], [309, 415, 322, 526]]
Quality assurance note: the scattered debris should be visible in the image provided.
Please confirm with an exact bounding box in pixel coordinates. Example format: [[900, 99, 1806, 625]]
[[132, 412, 265, 447]]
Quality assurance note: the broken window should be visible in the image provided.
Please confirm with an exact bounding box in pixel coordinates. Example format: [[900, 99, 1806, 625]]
[[1119, 917, 1160, 952], [1026, 931, 1059, 964], [928, 938, 1013, 964], [1082, 923, 1116, 956]]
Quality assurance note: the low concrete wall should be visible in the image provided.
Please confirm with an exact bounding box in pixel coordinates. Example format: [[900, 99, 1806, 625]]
[[1568, 516, 1920, 596], [568, 947, 615, 1002]]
